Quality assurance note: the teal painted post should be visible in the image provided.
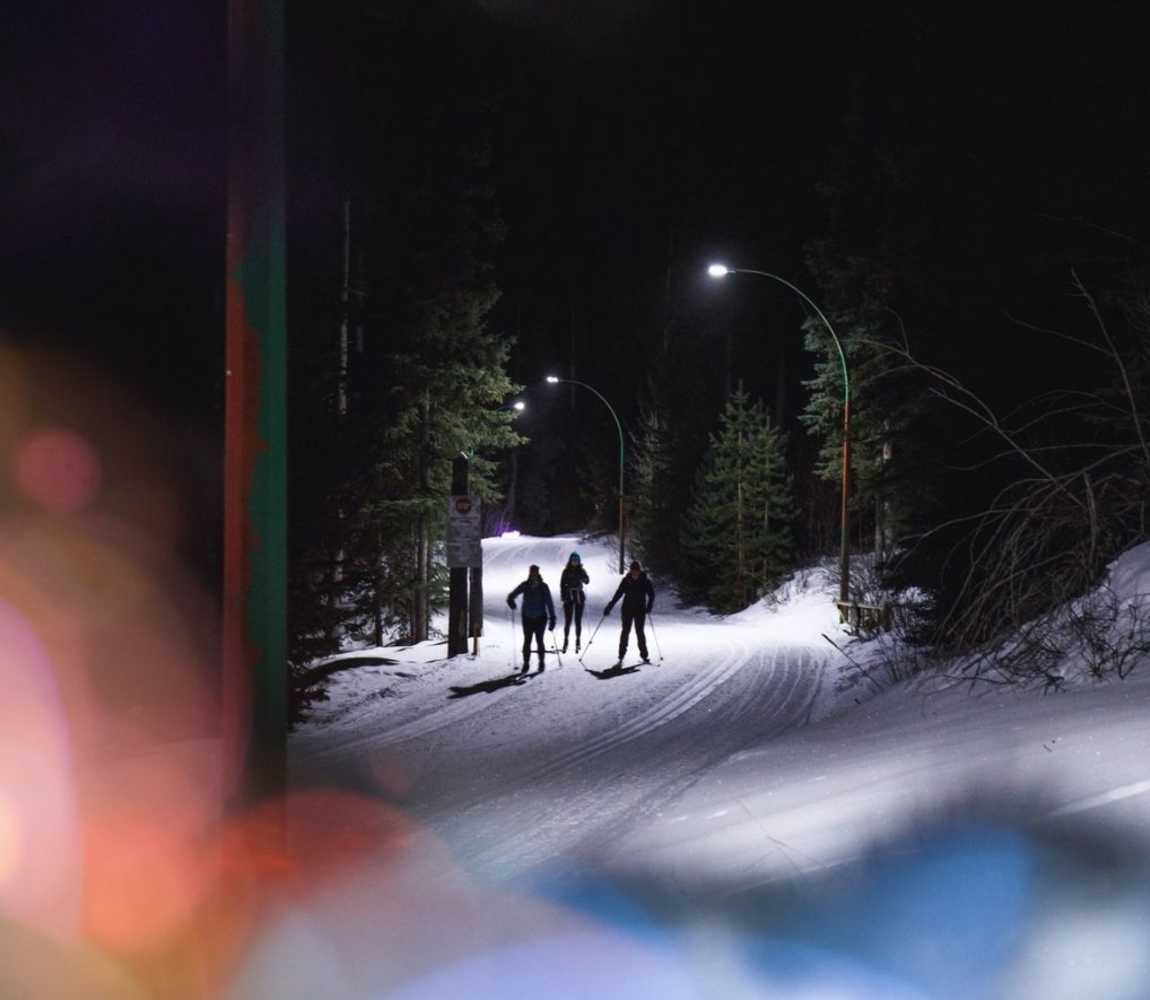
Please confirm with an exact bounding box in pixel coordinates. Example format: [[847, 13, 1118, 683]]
[[223, 0, 287, 807]]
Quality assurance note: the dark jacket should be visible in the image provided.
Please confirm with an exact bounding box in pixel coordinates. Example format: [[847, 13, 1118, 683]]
[[507, 578, 556, 621], [605, 572, 655, 615], [560, 564, 590, 603]]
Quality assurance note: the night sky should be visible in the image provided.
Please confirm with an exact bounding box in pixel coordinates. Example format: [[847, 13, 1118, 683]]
[[3, 2, 1146, 546]]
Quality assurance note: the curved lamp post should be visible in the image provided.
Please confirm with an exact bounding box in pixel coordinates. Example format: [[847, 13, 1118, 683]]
[[546, 375, 626, 574], [707, 263, 851, 606]]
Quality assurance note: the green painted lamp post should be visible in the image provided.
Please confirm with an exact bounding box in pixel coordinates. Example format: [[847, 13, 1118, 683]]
[[707, 263, 851, 606], [546, 376, 626, 575]]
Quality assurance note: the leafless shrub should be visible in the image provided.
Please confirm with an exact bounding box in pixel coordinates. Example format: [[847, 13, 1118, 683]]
[[861, 272, 1150, 685], [955, 585, 1150, 690]]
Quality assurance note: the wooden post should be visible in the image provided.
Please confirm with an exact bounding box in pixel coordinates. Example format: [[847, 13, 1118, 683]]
[[448, 456, 469, 657], [469, 563, 483, 655]]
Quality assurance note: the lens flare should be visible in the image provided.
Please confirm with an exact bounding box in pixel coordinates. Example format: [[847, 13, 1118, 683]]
[[14, 427, 102, 513]]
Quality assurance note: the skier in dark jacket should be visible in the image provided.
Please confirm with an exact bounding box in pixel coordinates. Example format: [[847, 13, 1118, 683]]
[[507, 564, 556, 672], [603, 560, 655, 665], [558, 551, 590, 654]]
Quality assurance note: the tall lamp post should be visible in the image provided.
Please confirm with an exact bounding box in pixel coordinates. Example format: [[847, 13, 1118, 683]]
[[707, 263, 851, 606], [545, 376, 626, 574]]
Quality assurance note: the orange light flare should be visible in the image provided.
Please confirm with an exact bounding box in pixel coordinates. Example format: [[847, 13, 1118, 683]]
[[0, 599, 82, 935], [0, 349, 228, 978], [14, 426, 102, 514], [0, 347, 450, 995]]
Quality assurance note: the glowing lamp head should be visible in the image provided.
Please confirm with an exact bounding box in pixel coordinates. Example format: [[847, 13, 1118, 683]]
[[707, 263, 731, 278], [545, 376, 560, 384], [512, 400, 526, 412]]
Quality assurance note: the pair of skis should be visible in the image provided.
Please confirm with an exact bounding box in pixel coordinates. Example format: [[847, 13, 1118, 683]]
[[508, 607, 566, 669], [577, 611, 664, 669]]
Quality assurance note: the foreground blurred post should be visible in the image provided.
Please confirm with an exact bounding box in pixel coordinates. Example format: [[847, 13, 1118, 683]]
[[223, 0, 287, 807]]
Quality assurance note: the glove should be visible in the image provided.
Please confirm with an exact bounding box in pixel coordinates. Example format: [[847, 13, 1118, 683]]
[[507, 599, 516, 610], [603, 606, 612, 617], [548, 619, 556, 631]]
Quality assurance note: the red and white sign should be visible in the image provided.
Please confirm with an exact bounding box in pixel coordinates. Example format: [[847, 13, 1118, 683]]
[[446, 495, 482, 568]]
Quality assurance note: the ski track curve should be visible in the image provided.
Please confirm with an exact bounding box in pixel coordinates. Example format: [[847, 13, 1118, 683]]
[[294, 535, 833, 883], [434, 638, 826, 877], [306, 537, 586, 760]]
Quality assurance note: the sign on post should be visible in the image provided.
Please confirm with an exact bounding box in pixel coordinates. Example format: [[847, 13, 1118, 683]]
[[447, 495, 482, 568]]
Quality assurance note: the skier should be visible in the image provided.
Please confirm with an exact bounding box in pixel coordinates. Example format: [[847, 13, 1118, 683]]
[[506, 564, 556, 672], [559, 551, 590, 654], [602, 559, 655, 666]]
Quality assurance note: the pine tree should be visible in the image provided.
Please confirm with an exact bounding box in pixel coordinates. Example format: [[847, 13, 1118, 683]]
[[629, 386, 678, 576], [798, 245, 931, 566], [685, 386, 794, 613], [288, 0, 524, 671]]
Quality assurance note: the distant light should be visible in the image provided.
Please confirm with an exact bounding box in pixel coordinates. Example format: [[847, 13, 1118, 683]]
[[501, 530, 521, 539], [512, 401, 526, 412], [707, 263, 731, 278], [545, 376, 560, 384]]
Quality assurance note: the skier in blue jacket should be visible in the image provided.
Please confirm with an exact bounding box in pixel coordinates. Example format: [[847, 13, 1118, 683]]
[[507, 564, 556, 672]]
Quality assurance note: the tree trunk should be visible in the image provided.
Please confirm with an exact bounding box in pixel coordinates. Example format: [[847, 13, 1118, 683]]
[[736, 437, 745, 605], [875, 495, 883, 560], [763, 497, 770, 593], [413, 391, 431, 641], [373, 524, 385, 648]]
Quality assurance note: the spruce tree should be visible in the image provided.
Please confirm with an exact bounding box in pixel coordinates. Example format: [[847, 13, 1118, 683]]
[[288, 0, 524, 672], [798, 245, 931, 566], [685, 386, 794, 613], [629, 386, 678, 576]]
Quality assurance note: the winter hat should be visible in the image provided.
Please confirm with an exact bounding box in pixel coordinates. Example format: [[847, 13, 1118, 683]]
[[529, 564, 540, 576], [629, 560, 642, 572], [569, 552, 581, 563]]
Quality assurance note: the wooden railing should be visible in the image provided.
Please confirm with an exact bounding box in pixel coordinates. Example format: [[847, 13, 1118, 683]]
[[836, 601, 893, 633]]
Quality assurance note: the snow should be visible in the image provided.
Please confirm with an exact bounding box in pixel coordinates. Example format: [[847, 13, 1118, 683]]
[[278, 534, 1150, 998]]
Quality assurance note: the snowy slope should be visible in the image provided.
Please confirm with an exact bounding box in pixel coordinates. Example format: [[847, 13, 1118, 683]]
[[607, 544, 1150, 893], [277, 536, 1150, 999], [291, 534, 838, 879]]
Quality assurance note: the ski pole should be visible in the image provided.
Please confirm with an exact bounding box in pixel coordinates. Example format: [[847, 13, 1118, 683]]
[[647, 611, 664, 662], [509, 606, 518, 670], [550, 627, 563, 667], [579, 613, 606, 664]]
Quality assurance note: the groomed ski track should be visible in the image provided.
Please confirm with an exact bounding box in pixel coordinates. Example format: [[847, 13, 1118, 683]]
[[291, 534, 831, 884]]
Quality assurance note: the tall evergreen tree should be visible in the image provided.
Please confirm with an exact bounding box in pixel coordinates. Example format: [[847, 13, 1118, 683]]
[[798, 247, 931, 566], [629, 385, 678, 576], [683, 386, 794, 613], [288, 1, 524, 674]]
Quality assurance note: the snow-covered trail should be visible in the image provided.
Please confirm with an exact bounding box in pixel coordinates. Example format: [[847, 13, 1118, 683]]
[[290, 534, 833, 883]]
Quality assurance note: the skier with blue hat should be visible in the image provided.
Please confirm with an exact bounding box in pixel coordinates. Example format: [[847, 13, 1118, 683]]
[[559, 551, 590, 653]]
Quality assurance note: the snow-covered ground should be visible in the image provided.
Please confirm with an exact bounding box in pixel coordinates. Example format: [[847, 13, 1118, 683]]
[[275, 535, 1150, 999], [291, 534, 837, 880]]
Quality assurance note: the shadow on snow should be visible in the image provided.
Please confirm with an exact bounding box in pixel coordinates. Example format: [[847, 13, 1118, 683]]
[[585, 664, 641, 680], [448, 669, 543, 697]]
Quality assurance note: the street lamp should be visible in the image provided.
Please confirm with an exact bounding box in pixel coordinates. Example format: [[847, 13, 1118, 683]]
[[545, 375, 626, 574], [512, 400, 526, 412], [707, 263, 852, 606]]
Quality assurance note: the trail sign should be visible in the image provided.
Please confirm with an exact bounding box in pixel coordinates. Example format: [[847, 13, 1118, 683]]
[[447, 495, 482, 568]]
